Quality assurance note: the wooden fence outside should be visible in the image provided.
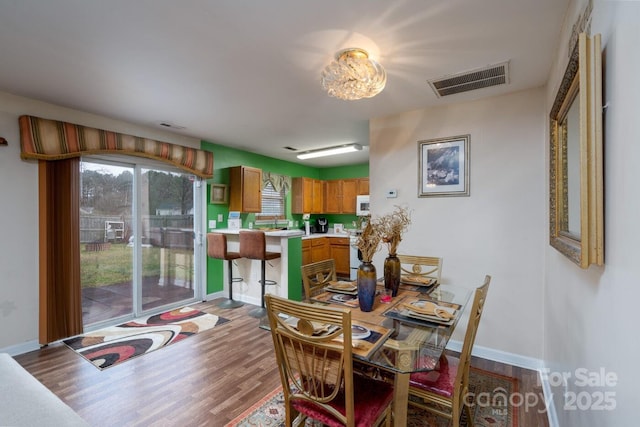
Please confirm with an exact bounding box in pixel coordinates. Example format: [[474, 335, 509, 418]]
[[80, 214, 194, 249]]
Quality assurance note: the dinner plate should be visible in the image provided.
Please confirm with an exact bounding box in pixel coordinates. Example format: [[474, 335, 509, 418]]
[[331, 294, 357, 303], [351, 324, 371, 340]]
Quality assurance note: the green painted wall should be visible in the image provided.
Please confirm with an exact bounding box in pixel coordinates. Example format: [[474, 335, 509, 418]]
[[319, 163, 369, 180], [201, 140, 369, 295], [287, 237, 303, 301]]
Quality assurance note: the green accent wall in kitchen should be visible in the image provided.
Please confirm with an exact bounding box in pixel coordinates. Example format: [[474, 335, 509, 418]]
[[201, 140, 368, 295]]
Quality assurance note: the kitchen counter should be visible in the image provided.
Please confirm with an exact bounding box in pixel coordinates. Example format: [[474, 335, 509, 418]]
[[215, 228, 305, 238], [208, 229, 359, 305], [301, 230, 358, 239], [209, 229, 304, 304]]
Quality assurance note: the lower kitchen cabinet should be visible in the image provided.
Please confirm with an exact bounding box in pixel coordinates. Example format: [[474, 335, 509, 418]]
[[329, 237, 350, 277], [302, 239, 311, 265], [302, 237, 350, 278], [311, 237, 329, 263]]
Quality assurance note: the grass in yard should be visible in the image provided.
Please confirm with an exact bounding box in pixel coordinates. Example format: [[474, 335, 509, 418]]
[[81, 243, 193, 287]]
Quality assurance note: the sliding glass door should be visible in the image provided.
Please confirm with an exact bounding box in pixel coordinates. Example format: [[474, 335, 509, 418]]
[[139, 167, 196, 311], [80, 158, 202, 327]]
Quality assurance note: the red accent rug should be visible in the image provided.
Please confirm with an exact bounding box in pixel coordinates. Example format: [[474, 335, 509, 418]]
[[226, 367, 518, 427], [64, 306, 229, 370]]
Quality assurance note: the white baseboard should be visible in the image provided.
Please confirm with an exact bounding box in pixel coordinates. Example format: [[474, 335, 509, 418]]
[[446, 340, 558, 427], [446, 339, 544, 371], [205, 291, 261, 307], [204, 291, 226, 301]]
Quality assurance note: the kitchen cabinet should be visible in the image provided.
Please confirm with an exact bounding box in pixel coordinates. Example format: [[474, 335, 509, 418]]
[[341, 179, 358, 214], [310, 237, 329, 262], [324, 179, 358, 214], [312, 180, 324, 213], [294, 176, 367, 214], [324, 180, 342, 213], [229, 165, 262, 213], [292, 177, 324, 214], [302, 239, 311, 265], [329, 237, 350, 277], [357, 177, 369, 195]]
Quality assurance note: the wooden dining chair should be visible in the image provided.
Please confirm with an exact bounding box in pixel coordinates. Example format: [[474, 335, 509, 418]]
[[300, 259, 337, 299], [265, 294, 394, 427], [407, 275, 491, 427], [397, 255, 443, 284]]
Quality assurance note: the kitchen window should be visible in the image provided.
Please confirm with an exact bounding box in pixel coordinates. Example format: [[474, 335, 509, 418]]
[[258, 181, 285, 218]]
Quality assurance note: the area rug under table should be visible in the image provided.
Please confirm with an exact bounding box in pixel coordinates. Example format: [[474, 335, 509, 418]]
[[64, 306, 229, 370], [226, 367, 518, 427]]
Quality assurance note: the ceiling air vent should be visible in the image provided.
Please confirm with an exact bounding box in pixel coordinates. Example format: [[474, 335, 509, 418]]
[[428, 61, 510, 98], [156, 121, 186, 130]]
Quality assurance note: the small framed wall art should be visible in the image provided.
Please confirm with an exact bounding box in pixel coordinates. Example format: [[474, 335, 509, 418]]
[[210, 183, 228, 204], [418, 134, 470, 197]]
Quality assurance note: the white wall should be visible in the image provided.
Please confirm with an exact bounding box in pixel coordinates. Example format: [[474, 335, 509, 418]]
[[543, 1, 640, 425], [370, 87, 547, 360], [0, 91, 200, 354]]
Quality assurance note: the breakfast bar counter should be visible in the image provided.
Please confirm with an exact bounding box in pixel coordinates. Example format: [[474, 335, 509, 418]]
[[210, 229, 305, 306]]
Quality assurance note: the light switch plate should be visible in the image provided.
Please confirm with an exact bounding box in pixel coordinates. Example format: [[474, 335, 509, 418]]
[[217, 214, 223, 222], [208, 220, 216, 229], [386, 189, 398, 198]]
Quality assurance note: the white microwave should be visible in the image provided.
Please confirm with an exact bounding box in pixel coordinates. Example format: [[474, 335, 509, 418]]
[[356, 195, 370, 216]]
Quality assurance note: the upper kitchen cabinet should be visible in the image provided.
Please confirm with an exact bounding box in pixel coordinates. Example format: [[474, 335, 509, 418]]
[[229, 165, 262, 213], [324, 178, 370, 214], [292, 177, 324, 214], [325, 179, 358, 214], [357, 178, 369, 195], [312, 179, 324, 213], [324, 179, 342, 214]]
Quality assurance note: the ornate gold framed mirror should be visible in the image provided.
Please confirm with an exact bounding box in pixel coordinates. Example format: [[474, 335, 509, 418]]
[[549, 33, 603, 268]]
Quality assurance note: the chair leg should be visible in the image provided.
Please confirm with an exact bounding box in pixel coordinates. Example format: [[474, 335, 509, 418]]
[[218, 259, 243, 309], [464, 403, 474, 427], [249, 260, 268, 318]]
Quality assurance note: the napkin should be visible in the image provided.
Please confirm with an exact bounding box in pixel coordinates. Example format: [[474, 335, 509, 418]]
[[402, 275, 436, 285], [403, 301, 455, 320]]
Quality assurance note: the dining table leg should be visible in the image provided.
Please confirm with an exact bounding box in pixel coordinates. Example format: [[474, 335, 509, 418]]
[[393, 372, 410, 425]]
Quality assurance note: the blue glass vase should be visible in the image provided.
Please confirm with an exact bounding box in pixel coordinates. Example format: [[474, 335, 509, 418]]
[[357, 261, 377, 312]]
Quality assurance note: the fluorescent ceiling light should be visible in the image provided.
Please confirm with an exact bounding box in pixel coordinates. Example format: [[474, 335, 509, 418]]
[[296, 144, 362, 160]]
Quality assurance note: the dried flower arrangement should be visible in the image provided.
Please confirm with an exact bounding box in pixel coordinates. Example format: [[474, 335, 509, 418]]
[[354, 217, 383, 263], [380, 205, 412, 255]]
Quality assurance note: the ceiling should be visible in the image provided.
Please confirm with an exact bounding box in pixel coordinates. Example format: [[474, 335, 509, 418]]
[[0, 0, 568, 167]]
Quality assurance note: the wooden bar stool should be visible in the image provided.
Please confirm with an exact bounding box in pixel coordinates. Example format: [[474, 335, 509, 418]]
[[239, 230, 281, 318], [207, 233, 244, 309]]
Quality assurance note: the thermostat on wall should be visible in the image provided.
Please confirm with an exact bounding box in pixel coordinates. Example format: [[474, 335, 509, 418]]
[[386, 189, 397, 198]]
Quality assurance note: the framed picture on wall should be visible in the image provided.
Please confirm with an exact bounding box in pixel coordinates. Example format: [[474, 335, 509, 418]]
[[418, 135, 470, 197], [210, 183, 228, 204]]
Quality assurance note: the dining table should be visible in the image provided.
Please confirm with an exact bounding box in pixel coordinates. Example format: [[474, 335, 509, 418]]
[[305, 280, 472, 426]]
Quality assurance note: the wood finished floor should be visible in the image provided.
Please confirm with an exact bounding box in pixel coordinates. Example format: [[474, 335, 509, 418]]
[[14, 299, 549, 427]]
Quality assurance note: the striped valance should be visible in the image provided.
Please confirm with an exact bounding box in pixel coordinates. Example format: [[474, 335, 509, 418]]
[[19, 115, 213, 179]]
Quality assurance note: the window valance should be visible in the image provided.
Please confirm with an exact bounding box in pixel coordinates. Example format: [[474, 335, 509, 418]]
[[19, 115, 214, 179], [262, 171, 291, 194]]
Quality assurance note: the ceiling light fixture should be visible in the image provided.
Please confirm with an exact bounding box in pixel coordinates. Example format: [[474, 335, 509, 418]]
[[296, 143, 362, 160], [320, 48, 386, 100]]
